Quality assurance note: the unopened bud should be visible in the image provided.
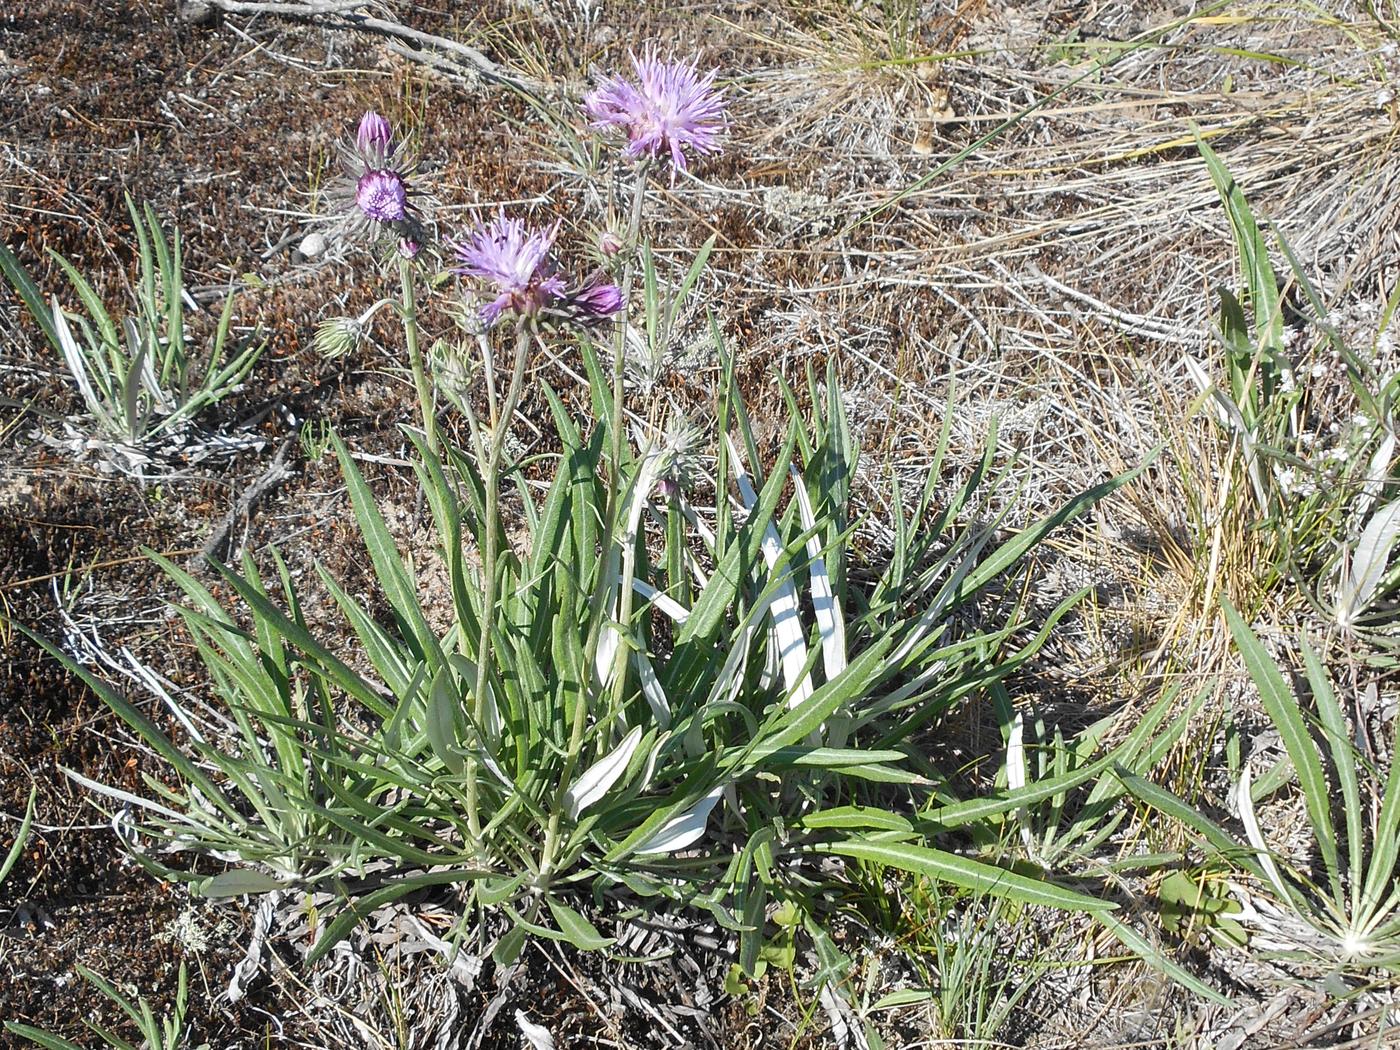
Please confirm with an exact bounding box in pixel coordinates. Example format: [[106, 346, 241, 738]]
[[598, 230, 625, 257]]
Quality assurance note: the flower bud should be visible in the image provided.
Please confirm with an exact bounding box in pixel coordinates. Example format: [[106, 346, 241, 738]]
[[598, 230, 625, 257], [356, 110, 393, 162]]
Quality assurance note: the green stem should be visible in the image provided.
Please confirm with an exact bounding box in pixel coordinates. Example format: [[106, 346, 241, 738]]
[[398, 256, 437, 457], [467, 320, 533, 838]]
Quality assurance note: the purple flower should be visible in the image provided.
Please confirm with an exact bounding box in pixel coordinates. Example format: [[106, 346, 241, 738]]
[[356, 110, 393, 165], [329, 109, 423, 244], [453, 215, 628, 329], [566, 278, 624, 326], [356, 169, 408, 224], [597, 230, 625, 258], [454, 213, 567, 325], [585, 50, 728, 174]]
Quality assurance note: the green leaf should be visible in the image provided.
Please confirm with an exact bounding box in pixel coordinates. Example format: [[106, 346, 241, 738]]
[[1222, 600, 1338, 891], [196, 868, 288, 898], [545, 896, 615, 950], [331, 431, 444, 668], [1362, 706, 1400, 922], [0, 784, 36, 886], [425, 666, 466, 776], [1114, 767, 1267, 883], [1098, 910, 1231, 1006], [0, 242, 60, 352], [822, 839, 1116, 914], [4, 1022, 86, 1050], [796, 806, 913, 833]]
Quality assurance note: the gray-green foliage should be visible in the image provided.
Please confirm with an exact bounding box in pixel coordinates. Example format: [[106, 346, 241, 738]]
[[1120, 600, 1400, 972], [0, 196, 264, 445], [32, 337, 1135, 966]]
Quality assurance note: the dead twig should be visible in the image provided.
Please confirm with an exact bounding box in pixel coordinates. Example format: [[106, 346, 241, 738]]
[[201, 434, 297, 565], [188, 0, 545, 94]]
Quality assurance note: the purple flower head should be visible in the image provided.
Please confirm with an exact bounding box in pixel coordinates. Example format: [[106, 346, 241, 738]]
[[330, 110, 423, 246], [584, 49, 728, 175], [454, 213, 567, 326], [356, 169, 408, 224], [566, 278, 624, 326], [397, 236, 422, 260], [356, 110, 393, 165]]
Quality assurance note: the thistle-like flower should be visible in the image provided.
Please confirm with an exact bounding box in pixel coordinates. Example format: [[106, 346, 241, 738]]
[[584, 49, 728, 175], [453, 214, 567, 325], [454, 213, 624, 328], [330, 109, 423, 243]]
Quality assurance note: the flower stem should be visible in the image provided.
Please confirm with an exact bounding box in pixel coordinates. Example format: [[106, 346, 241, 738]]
[[466, 320, 533, 839], [398, 255, 437, 456]]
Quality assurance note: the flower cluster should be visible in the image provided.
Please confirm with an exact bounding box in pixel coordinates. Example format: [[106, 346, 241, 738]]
[[453, 213, 622, 329], [334, 110, 422, 256], [331, 47, 727, 329], [584, 49, 728, 176]]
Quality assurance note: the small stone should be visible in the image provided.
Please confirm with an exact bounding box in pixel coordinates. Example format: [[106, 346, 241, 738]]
[[179, 1, 217, 26], [298, 232, 328, 259]]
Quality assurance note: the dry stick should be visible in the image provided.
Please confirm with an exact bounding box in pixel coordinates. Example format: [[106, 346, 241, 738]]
[[1, 549, 204, 592], [201, 434, 297, 565], [196, 0, 543, 92]]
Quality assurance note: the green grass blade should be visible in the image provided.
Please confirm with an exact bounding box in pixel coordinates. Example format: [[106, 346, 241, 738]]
[[1302, 641, 1359, 915], [1222, 600, 1339, 895], [823, 839, 1115, 914], [0, 242, 61, 351], [0, 784, 36, 885]]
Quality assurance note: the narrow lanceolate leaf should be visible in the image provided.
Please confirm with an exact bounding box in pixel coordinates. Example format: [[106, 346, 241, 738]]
[[1114, 767, 1267, 883], [1235, 764, 1297, 907], [3, 1023, 85, 1050], [197, 868, 289, 898], [594, 452, 663, 693], [1359, 432, 1397, 515], [634, 649, 672, 728], [1097, 912, 1230, 1006], [1222, 600, 1338, 887], [822, 839, 1115, 914], [1336, 497, 1400, 627], [51, 297, 114, 430], [330, 431, 443, 668], [791, 467, 846, 680], [635, 786, 724, 855], [426, 667, 466, 777], [1361, 708, 1400, 919], [0, 785, 36, 885], [1005, 712, 1033, 850], [565, 725, 644, 821], [1303, 642, 1360, 912], [632, 578, 689, 623], [0, 242, 60, 352], [545, 896, 615, 950], [727, 434, 812, 708]]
